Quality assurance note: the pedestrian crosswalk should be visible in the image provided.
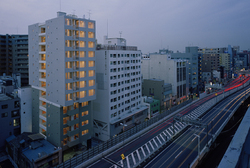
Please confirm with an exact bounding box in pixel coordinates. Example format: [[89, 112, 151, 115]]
[[184, 99, 214, 120], [109, 121, 187, 168]]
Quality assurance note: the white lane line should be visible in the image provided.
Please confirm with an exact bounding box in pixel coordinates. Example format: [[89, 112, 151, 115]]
[[191, 137, 196, 142], [156, 136, 162, 144], [136, 149, 141, 160], [126, 156, 130, 168], [152, 139, 158, 147], [159, 134, 165, 142], [141, 147, 146, 157], [146, 143, 151, 153], [131, 153, 136, 165], [175, 150, 183, 159], [149, 141, 154, 150]]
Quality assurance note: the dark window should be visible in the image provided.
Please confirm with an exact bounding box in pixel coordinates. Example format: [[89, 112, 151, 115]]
[[14, 101, 20, 108], [2, 112, 8, 118], [2, 104, 8, 109]]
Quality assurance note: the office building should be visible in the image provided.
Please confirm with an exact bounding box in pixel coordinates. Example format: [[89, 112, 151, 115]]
[[0, 78, 20, 151], [28, 12, 96, 150], [171, 47, 199, 92], [0, 34, 29, 86], [141, 54, 189, 105], [93, 36, 148, 141]]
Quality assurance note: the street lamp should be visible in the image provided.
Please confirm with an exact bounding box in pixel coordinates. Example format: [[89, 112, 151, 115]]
[[120, 123, 127, 144]]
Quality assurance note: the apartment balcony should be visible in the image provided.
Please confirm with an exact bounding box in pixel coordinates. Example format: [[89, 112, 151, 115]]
[[73, 86, 79, 91], [67, 138, 79, 147], [73, 76, 79, 81], [39, 114, 46, 121], [39, 123, 46, 131], [67, 118, 79, 126], [73, 55, 79, 60], [73, 66, 79, 70], [67, 108, 78, 116], [39, 105, 46, 112], [73, 35, 79, 39], [66, 128, 79, 137]]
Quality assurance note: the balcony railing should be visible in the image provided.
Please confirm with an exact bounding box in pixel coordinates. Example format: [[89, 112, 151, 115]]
[[96, 44, 137, 51]]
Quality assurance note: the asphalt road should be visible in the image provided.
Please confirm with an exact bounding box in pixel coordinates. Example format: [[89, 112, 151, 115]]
[[86, 76, 250, 168]]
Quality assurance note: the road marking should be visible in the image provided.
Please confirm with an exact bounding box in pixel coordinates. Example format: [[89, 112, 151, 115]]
[[149, 141, 154, 150], [131, 153, 136, 165], [126, 156, 130, 168], [136, 149, 141, 160], [141, 147, 146, 157], [191, 137, 196, 142], [146, 143, 151, 153], [160, 134, 165, 141], [156, 136, 162, 144], [175, 151, 183, 159], [152, 139, 158, 147]]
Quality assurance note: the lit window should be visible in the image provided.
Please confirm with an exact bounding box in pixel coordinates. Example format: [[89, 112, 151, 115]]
[[82, 129, 89, 135], [88, 22, 94, 29], [88, 61, 95, 67], [80, 31, 85, 37], [66, 93, 72, 101], [89, 89, 95, 96], [80, 41, 85, 48], [88, 70, 95, 77], [81, 111, 88, 116], [81, 102, 88, 107], [80, 61, 86, 68], [79, 21, 85, 27], [88, 80, 95, 87], [80, 81, 86, 88], [81, 120, 89, 126], [88, 51, 94, 57], [80, 91, 86, 98], [88, 32, 94, 38], [80, 71, 86, 78], [80, 51, 85, 57], [88, 41, 94, 48]]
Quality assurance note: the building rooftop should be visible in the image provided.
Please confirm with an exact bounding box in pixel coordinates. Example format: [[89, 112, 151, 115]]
[[0, 93, 12, 101], [7, 132, 60, 162]]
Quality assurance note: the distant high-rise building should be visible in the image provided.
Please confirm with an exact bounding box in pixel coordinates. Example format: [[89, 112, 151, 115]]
[[0, 34, 29, 86], [171, 46, 199, 92], [28, 12, 96, 150], [93, 36, 148, 141]]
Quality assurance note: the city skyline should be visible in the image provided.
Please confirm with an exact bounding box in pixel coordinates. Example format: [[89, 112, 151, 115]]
[[1, 0, 250, 53]]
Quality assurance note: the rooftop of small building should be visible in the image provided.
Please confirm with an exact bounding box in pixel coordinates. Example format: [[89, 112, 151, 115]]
[[0, 93, 12, 101], [7, 132, 60, 162]]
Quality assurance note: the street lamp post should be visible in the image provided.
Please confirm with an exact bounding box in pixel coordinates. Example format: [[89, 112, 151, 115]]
[[120, 123, 127, 144]]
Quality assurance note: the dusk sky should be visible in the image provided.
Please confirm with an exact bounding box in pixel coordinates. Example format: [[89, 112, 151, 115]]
[[1, 0, 250, 53]]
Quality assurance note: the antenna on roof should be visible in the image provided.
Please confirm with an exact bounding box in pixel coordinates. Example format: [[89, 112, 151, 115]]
[[59, 0, 61, 11], [107, 19, 108, 37], [88, 10, 91, 19], [119, 31, 122, 38]]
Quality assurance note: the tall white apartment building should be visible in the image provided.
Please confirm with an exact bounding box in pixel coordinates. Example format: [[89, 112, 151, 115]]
[[93, 36, 148, 141], [141, 54, 189, 105], [28, 12, 96, 150]]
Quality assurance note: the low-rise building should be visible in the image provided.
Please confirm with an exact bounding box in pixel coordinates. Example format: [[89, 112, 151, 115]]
[[6, 132, 62, 168]]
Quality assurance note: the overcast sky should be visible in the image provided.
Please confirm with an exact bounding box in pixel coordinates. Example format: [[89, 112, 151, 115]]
[[1, 0, 250, 53]]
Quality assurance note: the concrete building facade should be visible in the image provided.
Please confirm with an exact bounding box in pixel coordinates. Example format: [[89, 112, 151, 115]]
[[93, 36, 148, 141], [171, 46, 199, 92], [0, 34, 29, 86], [141, 54, 189, 105], [28, 12, 96, 150], [142, 79, 172, 110], [0, 79, 20, 151]]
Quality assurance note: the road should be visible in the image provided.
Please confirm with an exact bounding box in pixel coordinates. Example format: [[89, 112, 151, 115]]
[[86, 76, 250, 168], [144, 86, 250, 168]]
